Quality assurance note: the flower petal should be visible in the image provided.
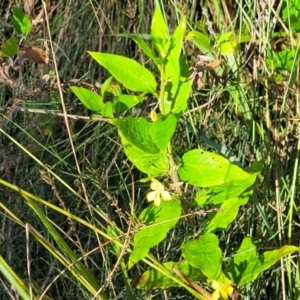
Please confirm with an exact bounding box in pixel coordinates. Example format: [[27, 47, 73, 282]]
[[147, 191, 157, 202], [154, 193, 161, 206], [161, 190, 172, 200], [150, 179, 159, 190], [212, 290, 220, 300], [156, 180, 165, 191], [211, 280, 219, 290], [220, 284, 234, 299], [150, 179, 165, 191]]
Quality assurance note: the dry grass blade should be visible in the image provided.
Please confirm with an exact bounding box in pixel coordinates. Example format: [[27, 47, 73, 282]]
[[23, 0, 34, 16]]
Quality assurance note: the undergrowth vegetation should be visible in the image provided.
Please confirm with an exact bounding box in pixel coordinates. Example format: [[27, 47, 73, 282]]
[[0, 0, 300, 299]]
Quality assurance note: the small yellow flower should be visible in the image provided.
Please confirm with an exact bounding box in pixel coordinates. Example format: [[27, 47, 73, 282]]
[[146, 179, 172, 206], [150, 110, 158, 122], [210, 280, 234, 300]]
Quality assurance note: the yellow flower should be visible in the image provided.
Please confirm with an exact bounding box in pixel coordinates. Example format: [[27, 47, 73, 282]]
[[150, 110, 158, 122], [146, 179, 172, 206], [210, 280, 234, 300]]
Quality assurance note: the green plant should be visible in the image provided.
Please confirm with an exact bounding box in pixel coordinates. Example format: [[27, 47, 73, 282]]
[[1, 2, 299, 300], [0, 7, 31, 57], [70, 2, 299, 299]]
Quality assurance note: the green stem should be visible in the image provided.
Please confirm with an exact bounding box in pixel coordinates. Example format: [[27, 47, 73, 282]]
[[159, 68, 178, 192], [167, 143, 193, 227], [158, 61, 193, 226]]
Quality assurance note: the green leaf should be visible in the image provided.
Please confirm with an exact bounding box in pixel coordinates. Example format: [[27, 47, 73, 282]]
[[178, 149, 251, 187], [185, 30, 211, 54], [219, 41, 239, 55], [171, 56, 191, 116], [100, 76, 114, 96], [182, 233, 222, 279], [163, 17, 187, 114], [120, 136, 169, 176], [206, 196, 249, 232], [216, 32, 239, 55], [136, 260, 204, 289], [197, 171, 259, 231], [217, 32, 233, 44], [244, 161, 263, 173], [282, 0, 300, 31], [112, 114, 177, 154], [267, 49, 297, 71], [128, 199, 181, 269], [198, 134, 241, 166], [237, 34, 252, 43], [88, 52, 157, 93], [70, 86, 103, 111], [113, 117, 159, 154], [113, 94, 142, 113], [149, 114, 177, 151], [101, 101, 114, 118], [12, 7, 32, 35], [195, 173, 258, 205], [165, 17, 186, 80], [225, 238, 299, 285], [151, 1, 169, 57], [0, 37, 18, 57], [130, 35, 156, 60]]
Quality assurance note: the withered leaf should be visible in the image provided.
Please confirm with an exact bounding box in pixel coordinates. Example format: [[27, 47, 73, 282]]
[[0, 58, 19, 87], [205, 59, 221, 70], [23, 0, 34, 16], [19, 46, 49, 64]]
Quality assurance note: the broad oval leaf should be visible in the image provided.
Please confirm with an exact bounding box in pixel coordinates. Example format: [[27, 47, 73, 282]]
[[149, 114, 177, 151], [225, 237, 300, 285], [88, 52, 157, 93], [113, 94, 141, 113], [195, 173, 258, 206], [112, 114, 177, 154], [182, 233, 222, 279], [70, 86, 103, 111], [0, 37, 18, 57], [206, 196, 249, 232], [12, 7, 32, 35], [120, 135, 169, 176], [128, 199, 181, 269], [178, 149, 251, 187], [185, 30, 211, 54], [113, 117, 159, 154]]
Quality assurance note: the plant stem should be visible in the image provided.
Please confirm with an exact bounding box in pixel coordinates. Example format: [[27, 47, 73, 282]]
[[167, 143, 194, 227], [158, 60, 193, 226]]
